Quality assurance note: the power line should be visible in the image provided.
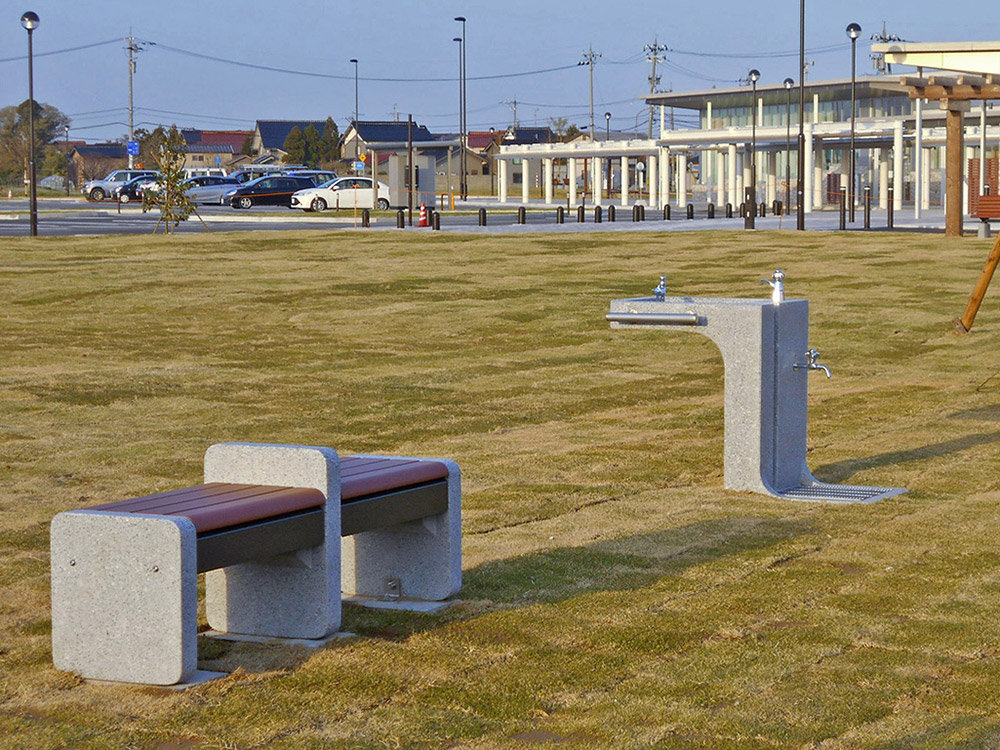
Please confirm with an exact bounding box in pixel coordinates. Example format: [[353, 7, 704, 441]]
[[0, 37, 120, 63], [670, 41, 851, 59]]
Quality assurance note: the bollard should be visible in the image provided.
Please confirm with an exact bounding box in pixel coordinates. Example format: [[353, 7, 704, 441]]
[[478, 207, 487, 226], [686, 204, 694, 220], [396, 209, 405, 229], [773, 200, 781, 216], [432, 210, 441, 230], [758, 202, 766, 218], [632, 205, 640, 222], [517, 206, 526, 225], [362, 208, 370, 228], [839, 187, 847, 230], [556, 206, 564, 224], [707, 203, 715, 219], [663, 204, 671, 221], [577, 205, 585, 223], [887, 187, 894, 230], [608, 205, 616, 222], [639, 204, 645, 221], [725, 203, 733, 219], [594, 206, 602, 223], [863, 186, 872, 230]]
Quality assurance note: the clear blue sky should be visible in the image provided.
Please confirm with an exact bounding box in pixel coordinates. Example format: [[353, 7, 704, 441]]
[[0, 0, 991, 142]]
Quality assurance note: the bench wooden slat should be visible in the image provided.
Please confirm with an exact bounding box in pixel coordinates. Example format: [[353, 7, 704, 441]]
[[975, 195, 1000, 219], [340, 456, 449, 500]]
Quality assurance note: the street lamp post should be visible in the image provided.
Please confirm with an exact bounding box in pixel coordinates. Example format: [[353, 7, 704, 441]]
[[21, 11, 39, 237], [454, 16, 467, 200], [64, 124, 70, 196], [746, 69, 760, 230], [796, 0, 806, 230], [846, 22, 861, 223], [349, 58, 359, 161], [783, 77, 794, 212], [605, 111, 612, 197]]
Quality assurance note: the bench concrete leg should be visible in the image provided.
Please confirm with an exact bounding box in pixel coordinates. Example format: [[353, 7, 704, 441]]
[[203, 443, 341, 639], [50, 511, 197, 685], [342, 457, 462, 602]]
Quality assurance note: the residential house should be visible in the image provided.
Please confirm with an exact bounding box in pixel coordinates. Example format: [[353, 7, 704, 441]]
[[70, 142, 127, 185], [249, 120, 333, 162]]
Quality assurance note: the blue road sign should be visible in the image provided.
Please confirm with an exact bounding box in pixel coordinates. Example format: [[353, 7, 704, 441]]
[[353, 160, 365, 171], [126, 140, 140, 156]]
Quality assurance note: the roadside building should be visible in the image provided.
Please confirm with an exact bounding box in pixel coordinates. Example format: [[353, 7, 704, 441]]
[[70, 142, 127, 185]]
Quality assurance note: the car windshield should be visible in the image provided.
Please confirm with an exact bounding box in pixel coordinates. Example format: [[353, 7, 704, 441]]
[[317, 179, 338, 189]]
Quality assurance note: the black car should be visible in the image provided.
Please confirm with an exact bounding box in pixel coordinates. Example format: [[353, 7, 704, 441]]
[[227, 175, 316, 208], [113, 174, 160, 203]]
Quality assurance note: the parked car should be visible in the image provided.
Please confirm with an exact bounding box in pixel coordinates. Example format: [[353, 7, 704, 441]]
[[182, 175, 239, 204], [113, 173, 161, 203], [82, 169, 158, 201], [283, 169, 339, 187], [225, 175, 316, 209], [290, 177, 392, 212], [229, 165, 305, 184]]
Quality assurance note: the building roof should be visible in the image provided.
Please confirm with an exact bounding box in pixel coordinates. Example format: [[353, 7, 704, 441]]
[[467, 131, 500, 150], [503, 127, 555, 144], [73, 142, 126, 159], [349, 120, 436, 143], [186, 143, 235, 154], [256, 120, 331, 150]]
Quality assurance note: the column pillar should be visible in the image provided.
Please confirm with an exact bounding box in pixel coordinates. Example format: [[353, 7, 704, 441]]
[[499, 159, 508, 203], [543, 157, 554, 204], [727, 144, 738, 208], [963, 145, 973, 217], [521, 158, 531, 205], [659, 147, 670, 207], [915, 98, 923, 219], [878, 149, 889, 209], [677, 152, 688, 207], [922, 148, 931, 210], [621, 155, 630, 206], [594, 157, 604, 206], [716, 150, 725, 206], [892, 120, 903, 213], [766, 152, 777, 205], [803, 122, 814, 213], [648, 152, 658, 208], [568, 158, 577, 205], [945, 104, 967, 237], [813, 138, 823, 209]]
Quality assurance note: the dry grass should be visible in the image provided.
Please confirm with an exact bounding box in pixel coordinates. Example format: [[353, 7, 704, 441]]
[[1, 227, 1000, 748]]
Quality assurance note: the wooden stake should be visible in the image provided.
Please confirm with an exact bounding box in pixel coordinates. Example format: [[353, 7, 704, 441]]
[[954, 231, 1000, 333]]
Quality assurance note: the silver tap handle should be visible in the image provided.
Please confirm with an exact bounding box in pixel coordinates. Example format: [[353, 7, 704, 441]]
[[652, 275, 667, 300]]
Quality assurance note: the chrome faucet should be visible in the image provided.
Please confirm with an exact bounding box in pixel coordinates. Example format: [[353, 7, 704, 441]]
[[760, 269, 785, 305], [652, 275, 667, 301], [793, 348, 832, 378]]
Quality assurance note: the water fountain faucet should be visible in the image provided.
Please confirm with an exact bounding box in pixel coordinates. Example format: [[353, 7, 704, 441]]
[[760, 269, 785, 305], [793, 348, 832, 378], [652, 275, 667, 301]]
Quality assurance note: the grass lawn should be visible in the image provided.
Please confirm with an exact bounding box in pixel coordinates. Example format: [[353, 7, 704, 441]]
[[1, 227, 1000, 748]]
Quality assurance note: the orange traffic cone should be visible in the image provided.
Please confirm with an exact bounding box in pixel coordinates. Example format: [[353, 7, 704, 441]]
[[418, 202, 428, 227]]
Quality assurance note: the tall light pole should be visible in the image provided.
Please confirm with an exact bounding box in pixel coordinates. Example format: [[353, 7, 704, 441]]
[[452, 37, 464, 202], [21, 11, 39, 237], [64, 124, 70, 196], [846, 22, 861, 223], [747, 69, 760, 230], [784, 77, 794, 212], [454, 16, 467, 200], [605, 111, 612, 197], [797, 0, 806, 230], [349, 58, 359, 161]]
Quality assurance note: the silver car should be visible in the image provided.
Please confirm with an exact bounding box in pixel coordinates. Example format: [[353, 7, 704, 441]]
[[82, 169, 158, 201], [182, 175, 239, 204]]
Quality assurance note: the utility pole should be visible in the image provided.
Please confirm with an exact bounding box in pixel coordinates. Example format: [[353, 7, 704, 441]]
[[870, 22, 902, 73], [125, 31, 145, 168], [578, 46, 601, 138], [503, 98, 519, 129], [644, 38, 667, 138]]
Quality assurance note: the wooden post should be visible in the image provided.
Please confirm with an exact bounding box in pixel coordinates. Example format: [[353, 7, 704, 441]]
[[945, 103, 966, 237], [954, 231, 1000, 333]]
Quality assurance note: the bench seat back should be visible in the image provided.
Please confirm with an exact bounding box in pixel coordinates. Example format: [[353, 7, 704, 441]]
[[975, 195, 1000, 220]]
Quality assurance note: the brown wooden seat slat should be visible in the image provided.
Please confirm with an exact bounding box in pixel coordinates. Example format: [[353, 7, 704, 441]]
[[975, 196, 1000, 219], [85, 456, 451, 535]]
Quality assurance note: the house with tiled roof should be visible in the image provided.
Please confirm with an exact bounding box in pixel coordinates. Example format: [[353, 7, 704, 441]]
[[70, 142, 127, 184], [249, 120, 332, 160]]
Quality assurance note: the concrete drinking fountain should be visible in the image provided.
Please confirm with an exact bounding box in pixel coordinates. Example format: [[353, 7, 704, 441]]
[[607, 271, 905, 503]]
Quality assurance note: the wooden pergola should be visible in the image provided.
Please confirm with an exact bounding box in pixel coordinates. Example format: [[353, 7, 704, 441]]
[[899, 73, 1000, 236]]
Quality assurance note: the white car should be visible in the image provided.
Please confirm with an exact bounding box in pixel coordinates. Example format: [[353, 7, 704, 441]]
[[290, 177, 392, 212]]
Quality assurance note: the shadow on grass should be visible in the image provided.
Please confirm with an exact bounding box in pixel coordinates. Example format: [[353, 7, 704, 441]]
[[812, 431, 1000, 483]]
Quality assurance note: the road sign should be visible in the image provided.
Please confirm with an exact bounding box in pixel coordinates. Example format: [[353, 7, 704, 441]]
[[353, 160, 365, 171], [126, 140, 140, 156], [359, 153, 367, 162]]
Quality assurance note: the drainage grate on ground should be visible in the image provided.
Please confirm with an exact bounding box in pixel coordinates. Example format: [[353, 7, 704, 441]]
[[777, 483, 907, 504]]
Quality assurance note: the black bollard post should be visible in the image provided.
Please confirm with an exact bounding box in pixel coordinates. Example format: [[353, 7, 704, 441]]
[[887, 187, 894, 229], [396, 209, 405, 229], [632, 205, 639, 222], [758, 202, 766, 218], [725, 202, 733, 218], [639, 204, 645, 221], [478, 207, 487, 226], [362, 209, 370, 228], [773, 200, 781, 216], [577, 205, 585, 223], [608, 205, 616, 222], [863, 186, 872, 230], [432, 210, 441, 230], [556, 206, 564, 224], [663, 204, 671, 221], [839, 187, 847, 230], [517, 206, 526, 225], [686, 203, 694, 219], [707, 203, 715, 219], [594, 206, 602, 223]]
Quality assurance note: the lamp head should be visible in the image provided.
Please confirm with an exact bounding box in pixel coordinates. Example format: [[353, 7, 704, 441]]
[[783, 77, 794, 89], [453, 37, 461, 43], [20, 11, 39, 31], [748, 69, 760, 83], [454, 16, 465, 22], [349, 58, 358, 64], [846, 22, 861, 40], [604, 112, 611, 121]]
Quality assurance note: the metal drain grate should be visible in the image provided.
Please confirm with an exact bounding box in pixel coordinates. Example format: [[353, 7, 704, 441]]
[[777, 483, 906, 504]]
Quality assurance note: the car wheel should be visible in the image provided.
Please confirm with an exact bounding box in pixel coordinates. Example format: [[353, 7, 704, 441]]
[[376, 198, 390, 211], [119, 194, 130, 204], [238, 196, 253, 209], [311, 197, 327, 212], [89, 188, 105, 201]]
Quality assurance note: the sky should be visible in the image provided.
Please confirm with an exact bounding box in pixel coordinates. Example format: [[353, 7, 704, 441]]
[[0, 0, 993, 143]]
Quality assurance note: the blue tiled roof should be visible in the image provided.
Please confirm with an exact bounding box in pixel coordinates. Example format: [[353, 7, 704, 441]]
[[351, 120, 436, 143], [74, 143, 126, 158], [256, 120, 330, 150], [505, 127, 554, 144], [186, 143, 235, 154]]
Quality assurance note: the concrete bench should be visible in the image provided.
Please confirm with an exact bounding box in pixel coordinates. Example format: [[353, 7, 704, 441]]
[[50, 442, 461, 685]]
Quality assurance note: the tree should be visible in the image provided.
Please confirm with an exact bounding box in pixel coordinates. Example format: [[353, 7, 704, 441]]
[[302, 124, 321, 168], [549, 117, 581, 143], [0, 99, 70, 184], [41, 145, 67, 177], [318, 117, 340, 167], [282, 126, 306, 165], [141, 125, 195, 233], [240, 132, 255, 156]]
